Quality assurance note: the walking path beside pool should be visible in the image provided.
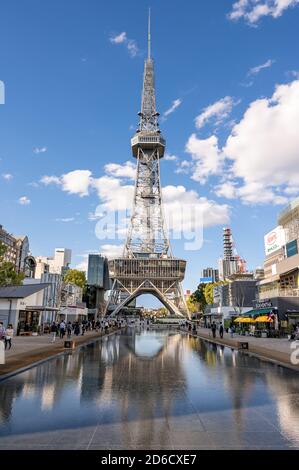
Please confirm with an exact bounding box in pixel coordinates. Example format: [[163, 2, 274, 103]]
[[190, 326, 299, 371], [0, 329, 118, 378]]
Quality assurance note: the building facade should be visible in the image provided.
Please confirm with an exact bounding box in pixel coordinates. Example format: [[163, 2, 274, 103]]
[[38, 248, 72, 276], [0, 225, 30, 273], [201, 267, 219, 283], [257, 197, 299, 325], [0, 284, 48, 332]]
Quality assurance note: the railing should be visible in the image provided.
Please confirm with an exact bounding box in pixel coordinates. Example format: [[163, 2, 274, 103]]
[[259, 288, 299, 299]]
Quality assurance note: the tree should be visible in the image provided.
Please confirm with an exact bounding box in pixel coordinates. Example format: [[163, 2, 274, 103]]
[[204, 283, 215, 305], [64, 269, 86, 289], [186, 297, 199, 314], [0, 242, 24, 286], [190, 283, 207, 312]]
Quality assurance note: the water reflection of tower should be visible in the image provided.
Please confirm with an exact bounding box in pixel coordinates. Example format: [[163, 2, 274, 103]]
[[109, 331, 185, 447], [79, 337, 118, 403], [78, 330, 186, 447]]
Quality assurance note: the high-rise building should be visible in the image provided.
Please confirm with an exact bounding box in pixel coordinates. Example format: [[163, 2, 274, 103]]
[[219, 227, 247, 280], [87, 254, 110, 289], [38, 248, 72, 276], [202, 268, 219, 283]]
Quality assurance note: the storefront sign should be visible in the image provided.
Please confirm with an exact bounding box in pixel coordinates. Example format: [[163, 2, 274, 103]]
[[264, 226, 286, 256], [254, 299, 273, 308]]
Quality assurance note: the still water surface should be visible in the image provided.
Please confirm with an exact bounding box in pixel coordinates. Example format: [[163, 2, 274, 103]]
[[0, 329, 299, 449]]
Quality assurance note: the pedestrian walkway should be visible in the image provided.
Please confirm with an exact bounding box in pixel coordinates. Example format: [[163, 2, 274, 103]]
[[0, 328, 118, 378], [184, 326, 299, 371]]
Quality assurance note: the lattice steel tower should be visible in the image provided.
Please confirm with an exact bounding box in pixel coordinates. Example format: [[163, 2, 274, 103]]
[[106, 12, 189, 318]]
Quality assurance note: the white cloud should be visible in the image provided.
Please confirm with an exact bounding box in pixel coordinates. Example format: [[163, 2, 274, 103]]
[[110, 32, 139, 57], [93, 176, 135, 212], [40, 175, 60, 185], [104, 161, 136, 179], [99, 244, 124, 259], [185, 134, 224, 183], [215, 180, 288, 205], [41, 170, 92, 197], [110, 32, 127, 44], [55, 218, 75, 223], [223, 79, 299, 203], [215, 181, 238, 199], [164, 153, 178, 161], [2, 173, 13, 181], [228, 0, 299, 24], [248, 59, 275, 75], [163, 99, 182, 118], [33, 147, 47, 154], [127, 40, 138, 58], [61, 170, 92, 197], [42, 164, 230, 232], [195, 96, 237, 129], [163, 185, 230, 231], [18, 196, 30, 205]]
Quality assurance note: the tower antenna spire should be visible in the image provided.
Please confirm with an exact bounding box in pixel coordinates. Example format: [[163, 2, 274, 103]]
[[148, 7, 151, 60]]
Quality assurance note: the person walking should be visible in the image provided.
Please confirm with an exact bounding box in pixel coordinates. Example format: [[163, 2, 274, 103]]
[[67, 321, 72, 339], [219, 322, 224, 339], [4, 324, 14, 350], [229, 322, 235, 338], [0, 322, 5, 340], [74, 322, 80, 336], [50, 322, 58, 342], [211, 321, 217, 339], [59, 320, 66, 339]]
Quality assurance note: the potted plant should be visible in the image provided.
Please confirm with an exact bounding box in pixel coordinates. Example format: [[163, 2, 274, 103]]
[[32, 323, 38, 336]]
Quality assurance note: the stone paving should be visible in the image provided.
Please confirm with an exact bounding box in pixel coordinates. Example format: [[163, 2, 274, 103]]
[[0, 329, 117, 377]]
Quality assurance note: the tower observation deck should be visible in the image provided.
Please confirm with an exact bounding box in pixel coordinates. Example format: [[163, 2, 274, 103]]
[[106, 12, 189, 318]]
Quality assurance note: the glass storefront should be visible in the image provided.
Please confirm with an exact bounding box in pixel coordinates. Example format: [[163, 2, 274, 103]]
[[17, 310, 40, 335]]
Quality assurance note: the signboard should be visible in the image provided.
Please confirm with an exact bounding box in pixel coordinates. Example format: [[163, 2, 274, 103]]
[[264, 226, 285, 256], [199, 277, 213, 284], [286, 239, 298, 258], [254, 299, 273, 309]]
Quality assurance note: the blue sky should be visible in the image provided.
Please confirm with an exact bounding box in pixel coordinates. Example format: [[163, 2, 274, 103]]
[[1, 0, 299, 294]]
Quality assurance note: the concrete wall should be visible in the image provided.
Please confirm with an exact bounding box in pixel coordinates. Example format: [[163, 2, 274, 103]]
[[0, 299, 19, 329]]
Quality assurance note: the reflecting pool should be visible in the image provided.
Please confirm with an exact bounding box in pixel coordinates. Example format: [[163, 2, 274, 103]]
[[0, 329, 298, 449]]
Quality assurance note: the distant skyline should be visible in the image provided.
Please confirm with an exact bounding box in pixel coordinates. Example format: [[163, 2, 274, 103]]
[[1, 0, 299, 295]]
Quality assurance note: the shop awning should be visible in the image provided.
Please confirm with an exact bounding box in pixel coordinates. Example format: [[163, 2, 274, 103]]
[[255, 315, 273, 323], [243, 308, 276, 318], [234, 317, 254, 323]]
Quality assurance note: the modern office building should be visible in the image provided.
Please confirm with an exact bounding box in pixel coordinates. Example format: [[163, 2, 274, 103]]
[[85, 254, 110, 319], [201, 268, 219, 283], [38, 248, 72, 276], [87, 254, 110, 288]]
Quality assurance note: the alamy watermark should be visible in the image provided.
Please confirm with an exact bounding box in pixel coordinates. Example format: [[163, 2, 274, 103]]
[[93, 204, 204, 251], [0, 80, 5, 104]]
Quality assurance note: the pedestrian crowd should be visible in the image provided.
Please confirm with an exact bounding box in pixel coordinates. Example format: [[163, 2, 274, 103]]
[[48, 318, 123, 342]]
